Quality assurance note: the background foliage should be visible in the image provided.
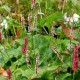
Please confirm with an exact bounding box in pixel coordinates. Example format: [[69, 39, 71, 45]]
[[0, 0, 80, 80]]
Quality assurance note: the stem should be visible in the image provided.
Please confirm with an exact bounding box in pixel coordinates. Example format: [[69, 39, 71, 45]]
[[17, 0, 21, 24], [73, 70, 75, 80], [13, 26, 16, 36], [45, 0, 47, 13], [43, 26, 49, 35]]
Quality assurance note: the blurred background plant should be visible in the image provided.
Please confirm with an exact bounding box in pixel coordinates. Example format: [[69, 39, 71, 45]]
[[0, 0, 80, 80]]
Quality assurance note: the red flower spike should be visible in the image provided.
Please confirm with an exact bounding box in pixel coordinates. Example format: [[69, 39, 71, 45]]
[[24, 37, 28, 44], [0, 32, 2, 40], [7, 68, 11, 79], [21, 37, 28, 55], [70, 23, 73, 49], [72, 45, 79, 71]]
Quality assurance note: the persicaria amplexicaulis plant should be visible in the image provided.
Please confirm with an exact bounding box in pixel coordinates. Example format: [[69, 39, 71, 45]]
[[15, 0, 18, 13], [70, 23, 73, 49], [31, 0, 36, 10], [21, 37, 28, 55], [68, 12, 72, 24], [0, 32, 2, 40], [16, 0, 19, 4], [38, 6, 41, 12], [50, 42, 62, 61], [21, 37, 30, 67], [35, 53, 39, 74], [7, 68, 11, 80], [51, 21, 55, 37], [76, 0, 78, 6], [33, 12, 37, 31], [28, 12, 32, 32], [26, 49, 30, 67], [21, 14, 25, 29], [58, 0, 61, 10], [72, 45, 79, 71]]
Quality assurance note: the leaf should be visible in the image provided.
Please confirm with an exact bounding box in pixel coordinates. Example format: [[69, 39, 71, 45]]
[[38, 67, 47, 75], [71, 0, 76, 6], [60, 22, 75, 39], [5, 46, 22, 58], [46, 13, 57, 26], [36, 0, 42, 3], [22, 69, 35, 79], [46, 0, 52, 9], [20, 65, 27, 71], [48, 58, 62, 71], [39, 18, 46, 26], [31, 67, 48, 79], [5, 42, 11, 49], [50, 0, 56, 3], [14, 55, 26, 66], [13, 68, 23, 76], [58, 73, 71, 80], [47, 64, 59, 71], [40, 70, 54, 79], [0, 75, 6, 80], [1, 5, 10, 16], [15, 38, 24, 45]]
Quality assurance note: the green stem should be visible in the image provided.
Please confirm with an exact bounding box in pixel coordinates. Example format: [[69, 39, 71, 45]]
[[45, 0, 47, 13], [73, 70, 76, 80], [18, 1, 20, 24], [43, 26, 49, 35], [13, 26, 16, 36]]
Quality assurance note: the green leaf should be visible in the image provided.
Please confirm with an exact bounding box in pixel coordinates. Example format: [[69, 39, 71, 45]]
[[0, 75, 6, 80], [22, 69, 35, 79], [58, 73, 71, 80], [38, 67, 47, 75], [5, 46, 22, 58], [47, 64, 59, 71], [46, 0, 52, 9], [14, 55, 26, 66], [36, 0, 42, 3], [38, 18, 46, 26], [5, 42, 11, 49], [15, 38, 24, 45], [14, 68, 23, 76], [48, 58, 62, 70], [1, 5, 10, 16], [46, 13, 57, 27], [71, 0, 76, 6]]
